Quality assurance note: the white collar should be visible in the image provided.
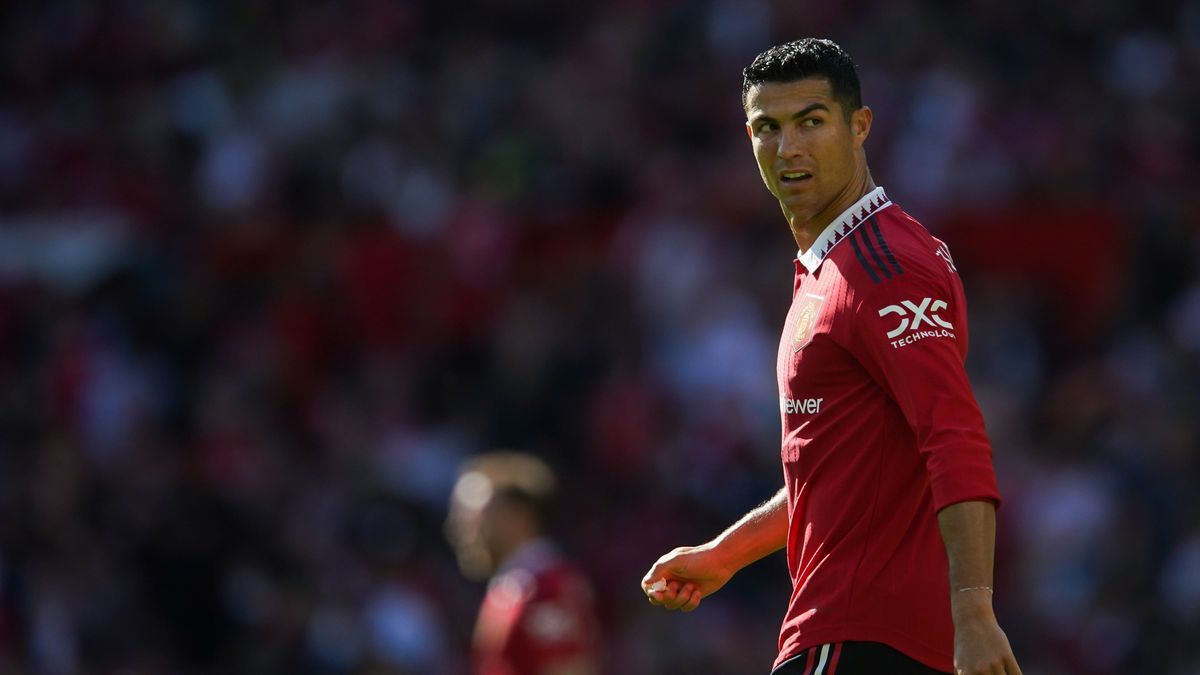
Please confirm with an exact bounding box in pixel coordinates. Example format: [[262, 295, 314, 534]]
[[796, 186, 892, 274]]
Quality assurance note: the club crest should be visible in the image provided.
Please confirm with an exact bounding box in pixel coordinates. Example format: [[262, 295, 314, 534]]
[[791, 294, 825, 353]]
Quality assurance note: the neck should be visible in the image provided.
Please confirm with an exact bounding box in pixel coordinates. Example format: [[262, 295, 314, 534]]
[[491, 530, 538, 571], [787, 171, 876, 254]]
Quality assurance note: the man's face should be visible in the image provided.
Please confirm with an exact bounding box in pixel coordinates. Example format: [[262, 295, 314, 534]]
[[744, 77, 871, 226], [445, 471, 502, 580]]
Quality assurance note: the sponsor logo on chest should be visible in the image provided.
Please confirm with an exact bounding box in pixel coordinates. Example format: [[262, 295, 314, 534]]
[[781, 397, 824, 415]]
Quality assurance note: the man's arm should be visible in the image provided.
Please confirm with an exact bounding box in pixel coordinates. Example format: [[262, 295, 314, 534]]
[[642, 486, 788, 612], [937, 500, 1022, 675]]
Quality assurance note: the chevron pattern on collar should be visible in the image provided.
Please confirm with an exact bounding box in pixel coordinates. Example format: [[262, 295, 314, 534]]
[[797, 186, 892, 274]]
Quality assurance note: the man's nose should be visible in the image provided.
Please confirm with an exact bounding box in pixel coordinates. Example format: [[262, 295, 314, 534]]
[[778, 125, 804, 158]]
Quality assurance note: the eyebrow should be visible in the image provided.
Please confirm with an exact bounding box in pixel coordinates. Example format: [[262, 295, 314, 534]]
[[749, 102, 831, 125]]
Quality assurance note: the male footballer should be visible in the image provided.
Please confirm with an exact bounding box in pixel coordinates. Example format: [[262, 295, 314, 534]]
[[641, 39, 1022, 675], [448, 452, 600, 675]]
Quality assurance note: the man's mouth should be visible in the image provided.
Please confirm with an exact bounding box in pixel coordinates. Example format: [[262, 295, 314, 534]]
[[780, 170, 812, 183]]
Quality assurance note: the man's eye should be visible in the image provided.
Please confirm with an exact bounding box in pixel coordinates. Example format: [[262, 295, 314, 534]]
[[802, 118, 822, 127], [758, 122, 778, 133]]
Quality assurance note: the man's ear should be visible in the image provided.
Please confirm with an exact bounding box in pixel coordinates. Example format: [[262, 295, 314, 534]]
[[852, 106, 873, 146], [745, 122, 754, 139]]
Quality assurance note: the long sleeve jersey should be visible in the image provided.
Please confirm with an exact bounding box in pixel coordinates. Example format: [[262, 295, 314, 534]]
[[774, 187, 1000, 673]]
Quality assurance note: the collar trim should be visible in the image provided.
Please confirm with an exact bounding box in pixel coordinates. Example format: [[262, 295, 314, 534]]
[[796, 186, 891, 274]]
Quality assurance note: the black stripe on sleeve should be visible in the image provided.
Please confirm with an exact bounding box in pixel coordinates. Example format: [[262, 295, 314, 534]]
[[868, 216, 904, 276], [849, 231, 882, 284], [860, 225, 894, 280]]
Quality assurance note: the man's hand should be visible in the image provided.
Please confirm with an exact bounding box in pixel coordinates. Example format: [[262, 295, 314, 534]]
[[640, 544, 735, 612], [641, 488, 787, 612], [951, 600, 1022, 675]]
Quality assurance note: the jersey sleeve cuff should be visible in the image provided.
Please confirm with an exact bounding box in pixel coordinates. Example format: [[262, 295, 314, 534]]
[[930, 475, 1002, 513]]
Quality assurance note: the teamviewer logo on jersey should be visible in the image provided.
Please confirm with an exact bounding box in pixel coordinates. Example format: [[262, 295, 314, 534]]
[[878, 297, 955, 348]]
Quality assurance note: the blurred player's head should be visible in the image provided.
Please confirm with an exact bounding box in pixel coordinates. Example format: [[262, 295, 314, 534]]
[[741, 38, 873, 231], [445, 451, 558, 580]]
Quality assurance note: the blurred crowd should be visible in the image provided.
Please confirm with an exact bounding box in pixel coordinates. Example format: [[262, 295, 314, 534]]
[[0, 1, 1198, 673]]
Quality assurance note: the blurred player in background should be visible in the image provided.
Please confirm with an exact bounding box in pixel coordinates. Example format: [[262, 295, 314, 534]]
[[642, 39, 1022, 675], [447, 451, 600, 675]]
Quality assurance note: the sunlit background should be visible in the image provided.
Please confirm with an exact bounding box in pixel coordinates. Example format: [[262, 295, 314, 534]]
[[0, 1, 1198, 673]]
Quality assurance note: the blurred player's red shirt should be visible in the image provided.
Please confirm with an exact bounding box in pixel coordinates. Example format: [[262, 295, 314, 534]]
[[472, 540, 600, 675], [774, 187, 1000, 673]]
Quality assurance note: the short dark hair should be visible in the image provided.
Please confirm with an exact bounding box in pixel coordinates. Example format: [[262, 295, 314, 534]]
[[741, 38, 862, 118]]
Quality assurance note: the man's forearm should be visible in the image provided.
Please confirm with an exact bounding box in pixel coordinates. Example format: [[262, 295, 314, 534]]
[[936, 499, 998, 620], [937, 499, 1023, 673], [708, 486, 789, 572]]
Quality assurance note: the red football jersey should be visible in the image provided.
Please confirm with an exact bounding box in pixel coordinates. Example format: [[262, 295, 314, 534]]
[[472, 540, 600, 675], [773, 187, 1001, 673]]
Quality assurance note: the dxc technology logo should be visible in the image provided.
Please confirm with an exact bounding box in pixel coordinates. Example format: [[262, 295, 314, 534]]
[[877, 297, 955, 348]]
